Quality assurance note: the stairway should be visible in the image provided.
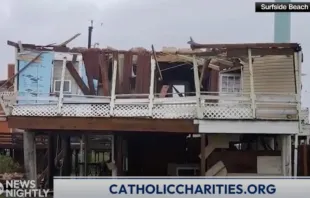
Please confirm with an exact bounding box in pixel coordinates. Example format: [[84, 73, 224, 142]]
[[199, 134, 239, 176]]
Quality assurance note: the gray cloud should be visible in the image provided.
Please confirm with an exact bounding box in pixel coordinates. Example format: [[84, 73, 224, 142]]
[[1, 0, 310, 106]]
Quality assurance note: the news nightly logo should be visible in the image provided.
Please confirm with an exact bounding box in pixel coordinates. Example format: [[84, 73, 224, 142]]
[[0, 180, 49, 197]]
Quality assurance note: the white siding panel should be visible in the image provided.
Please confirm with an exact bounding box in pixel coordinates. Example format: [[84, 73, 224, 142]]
[[242, 55, 297, 119], [243, 55, 295, 93]]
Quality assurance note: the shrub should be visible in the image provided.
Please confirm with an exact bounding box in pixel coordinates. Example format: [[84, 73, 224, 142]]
[[0, 154, 20, 174]]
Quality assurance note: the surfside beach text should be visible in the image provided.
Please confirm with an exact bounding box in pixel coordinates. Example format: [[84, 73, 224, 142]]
[[255, 2, 310, 12]]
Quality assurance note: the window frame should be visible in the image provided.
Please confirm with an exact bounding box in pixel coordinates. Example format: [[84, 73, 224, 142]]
[[53, 80, 72, 93], [219, 73, 242, 94]]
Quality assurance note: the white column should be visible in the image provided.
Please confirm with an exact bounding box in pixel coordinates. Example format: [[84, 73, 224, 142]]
[[111, 135, 117, 177], [148, 56, 156, 117], [109, 56, 118, 116], [193, 55, 202, 118], [286, 135, 292, 176], [57, 56, 67, 115], [293, 134, 298, 177], [281, 135, 287, 176], [247, 48, 256, 118], [293, 51, 302, 176]]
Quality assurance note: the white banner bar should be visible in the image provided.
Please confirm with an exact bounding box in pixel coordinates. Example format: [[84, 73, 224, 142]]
[[54, 177, 310, 198]]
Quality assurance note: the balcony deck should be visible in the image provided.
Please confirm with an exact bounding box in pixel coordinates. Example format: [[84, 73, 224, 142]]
[[0, 91, 300, 120]]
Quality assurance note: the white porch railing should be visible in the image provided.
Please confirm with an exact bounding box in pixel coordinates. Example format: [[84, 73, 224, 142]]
[[0, 91, 300, 120]]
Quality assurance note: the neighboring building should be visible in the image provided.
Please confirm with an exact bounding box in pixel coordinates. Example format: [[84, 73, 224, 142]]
[[1, 41, 309, 186], [0, 65, 15, 149]]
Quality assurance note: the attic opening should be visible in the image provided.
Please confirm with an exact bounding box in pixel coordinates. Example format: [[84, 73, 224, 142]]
[[157, 62, 196, 97]]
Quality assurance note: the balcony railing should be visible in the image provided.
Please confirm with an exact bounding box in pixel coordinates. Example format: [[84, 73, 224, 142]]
[[0, 91, 300, 120]]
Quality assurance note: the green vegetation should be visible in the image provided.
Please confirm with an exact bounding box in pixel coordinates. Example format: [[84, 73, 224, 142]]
[[0, 155, 20, 174]]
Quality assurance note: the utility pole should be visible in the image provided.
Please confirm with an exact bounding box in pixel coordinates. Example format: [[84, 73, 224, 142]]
[[274, 0, 291, 42], [88, 20, 94, 48]]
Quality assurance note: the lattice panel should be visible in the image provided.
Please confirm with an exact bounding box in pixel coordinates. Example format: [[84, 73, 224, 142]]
[[12, 105, 58, 116], [153, 104, 196, 119], [0, 91, 15, 97], [202, 103, 253, 119], [61, 104, 110, 117], [113, 104, 149, 117]]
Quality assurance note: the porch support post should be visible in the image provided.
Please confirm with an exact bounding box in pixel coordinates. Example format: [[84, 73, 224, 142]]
[[303, 142, 308, 176], [287, 135, 292, 176], [83, 135, 89, 176], [116, 133, 124, 176], [293, 134, 299, 176], [79, 135, 84, 176], [293, 51, 302, 177], [281, 135, 287, 176], [110, 54, 118, 116], [61, 135, 71, 176], [23, 131, 37, 187], [48, 133, 55, 189], [57, 56, 67, 115], [193, 55, 202, 118], [148, 56, 156, 117], [200, 134, 206, 176], [247, 48, 256, 118], [111, 135, 117, 177]]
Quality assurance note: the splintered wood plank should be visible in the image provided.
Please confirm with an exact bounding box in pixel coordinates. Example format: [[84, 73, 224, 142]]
[[123, 52, 133, 94], [82, 52, 96, 95], [98, 52, 110, 96], [200, 59, 211, 88], [136, 54, 151, 94], [66, 62, 91, 95]]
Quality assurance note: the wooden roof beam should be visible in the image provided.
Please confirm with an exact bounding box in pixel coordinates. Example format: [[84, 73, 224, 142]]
[[66, 62, 91, 95]]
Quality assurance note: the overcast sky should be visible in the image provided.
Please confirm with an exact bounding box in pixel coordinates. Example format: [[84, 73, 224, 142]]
[[0, 0, 310, 106]]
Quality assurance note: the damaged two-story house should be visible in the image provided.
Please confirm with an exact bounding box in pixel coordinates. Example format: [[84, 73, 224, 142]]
[[0, 39, 309, 188]]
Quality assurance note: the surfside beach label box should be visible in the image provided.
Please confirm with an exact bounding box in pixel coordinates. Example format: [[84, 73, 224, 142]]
[[255, 2, 310, 12]]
